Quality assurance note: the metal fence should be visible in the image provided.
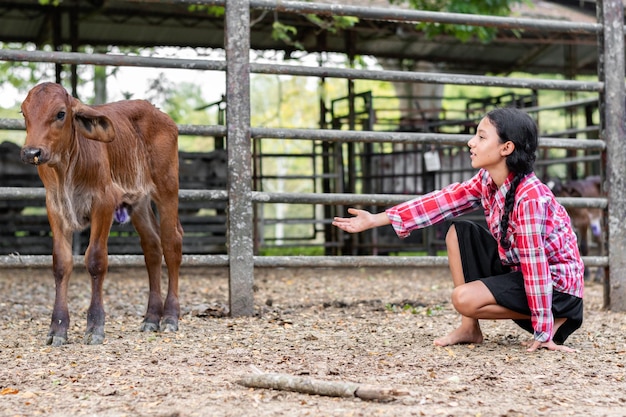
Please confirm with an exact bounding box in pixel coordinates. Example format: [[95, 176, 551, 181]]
[[0, 0, 623, 313]]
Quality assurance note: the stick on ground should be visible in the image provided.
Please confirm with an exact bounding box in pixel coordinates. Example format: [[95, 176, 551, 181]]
[[236, 372, 408, 402]]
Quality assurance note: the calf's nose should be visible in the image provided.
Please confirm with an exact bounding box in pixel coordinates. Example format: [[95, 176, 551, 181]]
[[21, 147, 43, 165]]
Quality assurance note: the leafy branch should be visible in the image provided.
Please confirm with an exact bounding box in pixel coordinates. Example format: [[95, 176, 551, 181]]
[[389, 0, 528, 43], [187, 5, 225, 18], [272, 14, 359, 51]]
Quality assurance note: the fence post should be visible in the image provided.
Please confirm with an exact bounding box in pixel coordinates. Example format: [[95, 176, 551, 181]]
[[225, 0, 255, 316], [599, 0, 626, 310]]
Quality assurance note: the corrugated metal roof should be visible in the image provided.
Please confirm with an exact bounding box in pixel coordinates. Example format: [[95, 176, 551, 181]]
[[0, 0, 612, 75]]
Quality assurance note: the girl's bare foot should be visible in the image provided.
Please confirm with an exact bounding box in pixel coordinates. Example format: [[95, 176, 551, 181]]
[[434, 324, 484, 347]]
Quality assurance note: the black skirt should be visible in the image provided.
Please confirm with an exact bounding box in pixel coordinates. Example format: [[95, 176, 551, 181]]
[[452, 220, 583, 344]]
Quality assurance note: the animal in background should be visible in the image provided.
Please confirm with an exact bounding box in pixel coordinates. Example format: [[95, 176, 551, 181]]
[[547, 175, 604, 280], [20, 82, 183, 346]]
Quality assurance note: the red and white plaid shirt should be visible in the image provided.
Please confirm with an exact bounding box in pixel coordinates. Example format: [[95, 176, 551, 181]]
[[386, 169, 584, 342]]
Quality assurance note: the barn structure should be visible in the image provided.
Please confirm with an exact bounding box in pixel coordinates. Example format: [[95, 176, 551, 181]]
[[0, 0, 623, 314]]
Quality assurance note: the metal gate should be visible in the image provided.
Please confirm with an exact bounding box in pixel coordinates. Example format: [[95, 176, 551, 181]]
[[0, 0, 622, 314]]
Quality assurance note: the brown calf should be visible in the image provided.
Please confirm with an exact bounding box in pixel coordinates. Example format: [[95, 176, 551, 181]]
[[20, 82, 183, 346]]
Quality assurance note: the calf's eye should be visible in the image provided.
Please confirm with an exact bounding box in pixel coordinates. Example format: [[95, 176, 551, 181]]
[[56, 111, 66, 120]]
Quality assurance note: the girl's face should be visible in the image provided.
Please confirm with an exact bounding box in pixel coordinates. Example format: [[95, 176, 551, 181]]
[[467, 117, 513, 172]]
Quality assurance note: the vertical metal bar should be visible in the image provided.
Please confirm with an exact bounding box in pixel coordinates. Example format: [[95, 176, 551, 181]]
[[600, 0, 626, 310], [70, 5, 79, 98], [52, 7, 62, 84], [225, 0, 254, 316], [596, 3, 609, 308]]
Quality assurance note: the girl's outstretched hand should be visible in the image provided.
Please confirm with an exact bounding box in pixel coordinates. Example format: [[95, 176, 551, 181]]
[[332, 208, 379, 233]]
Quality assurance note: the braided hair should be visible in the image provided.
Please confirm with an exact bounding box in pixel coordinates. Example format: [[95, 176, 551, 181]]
[[485, 108, 538, 249]]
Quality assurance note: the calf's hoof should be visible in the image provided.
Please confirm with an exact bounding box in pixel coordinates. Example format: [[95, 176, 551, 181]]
[[161, 317, 179, 333], [140, 320, 160, 332], [46, 334, 68, 347], [84, 332, 105, 345]]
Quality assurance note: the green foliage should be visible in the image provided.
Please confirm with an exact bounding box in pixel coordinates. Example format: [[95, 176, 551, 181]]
[[426, 305, 444, 316], [259, 246, 325, 256], [389, 0, 527, 42], [186, 3, 358, 51], [384, 302, 443, 315], [305, 14, 359, 33], [141, 74, 218, 152], [272, 21, 304, 50], [0, 43, 138, 107], [162, 82, 207, 123], [0, 44, 56, 97], [271, 15, 359, 51], [187, 5, 225, 17], [38, 0, 60, 5]]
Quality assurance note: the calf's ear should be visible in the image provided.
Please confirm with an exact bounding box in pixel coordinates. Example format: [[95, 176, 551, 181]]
[[73, 101, 116, 143]]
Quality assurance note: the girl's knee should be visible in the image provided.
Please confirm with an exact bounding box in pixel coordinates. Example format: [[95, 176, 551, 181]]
[[451, 285, 478, 316], [451, 285, 466, 309]]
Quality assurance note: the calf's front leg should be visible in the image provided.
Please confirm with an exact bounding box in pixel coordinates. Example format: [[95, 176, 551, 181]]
[[48, 225, 74, 347], [82, 211, 113, 345]]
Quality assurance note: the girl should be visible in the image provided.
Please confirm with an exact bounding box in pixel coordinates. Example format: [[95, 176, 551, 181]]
[[332, 107, 584, 352]]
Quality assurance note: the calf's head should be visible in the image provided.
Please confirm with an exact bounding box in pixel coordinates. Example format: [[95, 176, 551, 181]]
[[20, 82, 116, 166]]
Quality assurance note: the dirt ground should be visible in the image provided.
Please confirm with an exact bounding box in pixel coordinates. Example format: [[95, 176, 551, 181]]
[[0, 265, 624, 417]]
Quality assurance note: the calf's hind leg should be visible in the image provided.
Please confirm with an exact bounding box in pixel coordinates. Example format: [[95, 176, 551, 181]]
[[131, 199, 167, 332], [156, 197, 183, 332]]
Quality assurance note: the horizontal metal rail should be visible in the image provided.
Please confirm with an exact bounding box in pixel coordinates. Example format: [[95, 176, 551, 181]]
[[0, 49, 604, 92], [0, 49, 227, 71], [524, 97, 599, 113], [249, 128, 606, 150], [0, 254, 608, 269], [0, 118, 228, 137], [0, 187, 608, 209], [252, 63, 603, 92], [160, 0, 602, 34], [250, 192, 608, 209], [0, 119, 606, 151]]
